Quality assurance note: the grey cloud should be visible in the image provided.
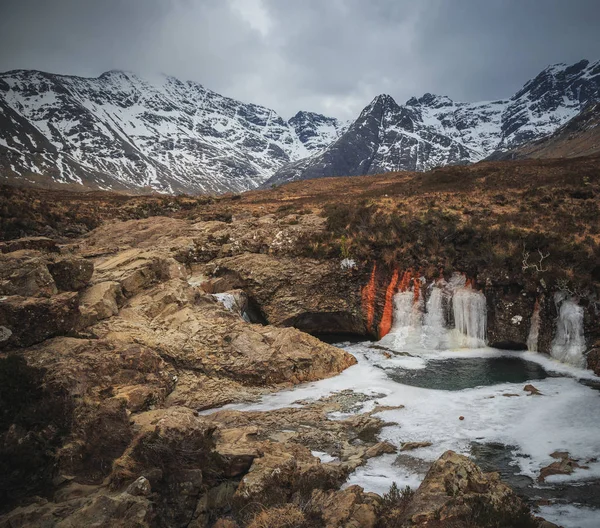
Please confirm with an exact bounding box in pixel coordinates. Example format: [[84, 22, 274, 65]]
[[0, 0, 599, 119]]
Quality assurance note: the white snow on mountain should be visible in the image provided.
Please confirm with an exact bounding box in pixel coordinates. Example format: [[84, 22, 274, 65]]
[[0, 70, 339, 193], [2, 59, 599, 193], [267, 59, 600, 186]]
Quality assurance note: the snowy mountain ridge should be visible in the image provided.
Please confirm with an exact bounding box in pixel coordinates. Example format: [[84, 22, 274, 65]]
[[266, 59, 600, 186], [0, 69, 344, 193], [1, 59, 599, 193]]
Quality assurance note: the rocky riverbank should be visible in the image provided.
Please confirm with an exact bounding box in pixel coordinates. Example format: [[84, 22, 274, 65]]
[[2, 155, 598, 525]]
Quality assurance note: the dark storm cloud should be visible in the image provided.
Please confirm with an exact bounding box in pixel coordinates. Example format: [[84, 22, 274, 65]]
[[0, 0, 599, 119]]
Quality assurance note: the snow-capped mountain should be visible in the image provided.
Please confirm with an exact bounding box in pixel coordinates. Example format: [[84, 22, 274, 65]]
[[288, 111, 348, 152], [0, 70, 338, 193], [267, 59, 600, 186], [1, 60, 599, 194], [495, 101, 600, 160]]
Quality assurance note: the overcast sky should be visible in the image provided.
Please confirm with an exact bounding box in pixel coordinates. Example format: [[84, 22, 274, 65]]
[[1, 0, 598, 120]]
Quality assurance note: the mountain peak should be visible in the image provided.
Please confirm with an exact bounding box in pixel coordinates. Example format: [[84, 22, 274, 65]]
[[362, 94, 401, 118], [408, 93, 454, 108], [371, 94, 398, 106]]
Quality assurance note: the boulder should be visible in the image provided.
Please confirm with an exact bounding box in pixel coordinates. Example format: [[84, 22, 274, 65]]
[[79, 281, 124, 327], [0, 293, 79, 349], [94, 248, 188, 297], [400, 441, 432, 452], [400, 450, 542, 527], [23, 337, 176, 411], [0, 491, 154, 528], [311, 486, 379, 528], [47, 256, 94, 291], [0, 250, 57, 297], [91, 279, 357, 389], [110, 407, 220, 527], [538, 451, 586, 482]]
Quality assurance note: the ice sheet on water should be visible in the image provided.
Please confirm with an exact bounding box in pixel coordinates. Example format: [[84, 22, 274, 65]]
[[343, 454, 423, 495], [311, 451, 338, 463], [212, 342, 600, 489], [538, 504, 600, 528]]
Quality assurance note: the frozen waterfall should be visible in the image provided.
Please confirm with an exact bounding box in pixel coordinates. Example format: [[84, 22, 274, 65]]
[[380, 275, 487, 350], [526, 300, 541, 352], [551, 298, 586, 368], [450, 287, 487, 348]]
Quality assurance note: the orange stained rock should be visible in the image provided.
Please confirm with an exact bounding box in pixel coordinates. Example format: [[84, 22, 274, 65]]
[[398, 270, 412, 292], [361, 264, 377, 333], [413, 271, 421, 302], [378, 269, 400, 338]]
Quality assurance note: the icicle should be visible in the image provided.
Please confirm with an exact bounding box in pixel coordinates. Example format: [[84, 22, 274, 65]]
[[526, 299, 541, 352], [422, 286, 447, 349], [451, 287, 487, 348], [551, 297, 586, 368], [379, 289, 423, 350], [379, 273, 487, 351]]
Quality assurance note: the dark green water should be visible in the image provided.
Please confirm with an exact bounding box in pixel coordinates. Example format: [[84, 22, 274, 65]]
[[387, 356, 548, 390]]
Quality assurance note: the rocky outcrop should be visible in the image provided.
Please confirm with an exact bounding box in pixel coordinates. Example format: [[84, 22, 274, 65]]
[[93, 248, 189, 297], [78, 281, 124, 327], [0, 250, 57, 297], [206, 252, 365, 335], [0, 293, 80, 349], [0, 219, 364, 523], [400, 450, 556, 527], [47, 256, 94, 292], [0, 236, 58, 254]]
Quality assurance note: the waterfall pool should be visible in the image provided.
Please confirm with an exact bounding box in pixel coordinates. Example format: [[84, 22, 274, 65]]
[[386, 355, 548, 390], [216, 342, 600, 528]]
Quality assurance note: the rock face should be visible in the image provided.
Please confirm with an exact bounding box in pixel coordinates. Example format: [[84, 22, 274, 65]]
[[47, 257, 94, 291], [288, 110, 348, 152], [207, 252, 365, 335], [0, 292, 80, 348], [0, 70, 338, 194], [399, 450, 553, 527], [266, 59, 600, 186], [0, 250, 57, 297]]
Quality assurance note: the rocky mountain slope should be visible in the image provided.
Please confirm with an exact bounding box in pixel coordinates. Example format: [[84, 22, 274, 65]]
[[267, 59, 600, 186], [496, 101, 600, 160], [0, 70, 341, 194]]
